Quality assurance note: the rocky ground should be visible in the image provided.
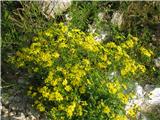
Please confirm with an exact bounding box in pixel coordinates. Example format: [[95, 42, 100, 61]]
[[1, 78, 45, 120]]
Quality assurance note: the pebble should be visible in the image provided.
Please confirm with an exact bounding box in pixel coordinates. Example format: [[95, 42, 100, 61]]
[[9, 111, 16, 116], [154, 57, 160, 68]]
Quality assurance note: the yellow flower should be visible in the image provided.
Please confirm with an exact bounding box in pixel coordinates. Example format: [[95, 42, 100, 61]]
[[127, 108, 136, 117], [40, 52, 52, 63], [126, 39, 134, 48], [100, 54, 107, 61], [65, 85, 72, 92], [138, 64, 146, 73], [107, 60, 112, 65], [31, 92, 37, 97], [70, 48, 76, 54], [118, 93, 128, 104], [53, 52, 60, 58], [79, 86, 86, 94], [106, 42, 117, 48], [59, 43, 68, 48], [66, 102, 76, 118], [55, 91, 63, 101], [61, 26, 68, 33], [87, 79, 92, 85], [115, 115, 127, 120], [103, 106, 110, 114], [77, 105, 83, 116], [50, 79, 58, 86], [49, 91, 63, 101], [122, 84, 127, 90], [45, 71, 54, 83], [82, 59, 90, 65], [140, 47, 153, 57], [81, 101, 88, 106], [58, 104, 65, 111], [132, 36, 138, 42], [45, 31, 53, 37], [107, 82, 118, 94], [97, 62, 107, 69], [37, 103, 45, 112], [62, 79, 68, 86]]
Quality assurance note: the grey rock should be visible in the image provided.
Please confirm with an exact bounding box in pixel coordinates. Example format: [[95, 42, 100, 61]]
[[98, 12, 106, 21], [9, 111, 16, 116], [40, 0, 71, 19], [111, 11, 123, 29], [154, 57, 160, 68], [2, 106, 8, 111], [26, 115, 36, 120], [144, 84, 155, 93], [13, 113, 26, 120]]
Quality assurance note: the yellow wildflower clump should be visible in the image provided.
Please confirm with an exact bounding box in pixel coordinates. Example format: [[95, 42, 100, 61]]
[[140, 46, 154, 57], [66, 102, 76, 118], [103, 105, 111, 114], [9, 23, 150, 119]]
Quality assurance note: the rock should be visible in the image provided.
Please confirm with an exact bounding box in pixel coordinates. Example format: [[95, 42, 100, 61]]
[[147, 88, 160, 105], [144, 84, 155, 93], [9, 111, 16, 116], [135, 82, 144, 98], [13, 113, 26, 120], [40, 0, 71, 19], [98, 12, 106, 21], [95, 31, 107, 42], [154, 57, 160, 68], [26, 116, 36, 120], [2, 106, 9, 114], [65, 13, 72, 21], [126, 82, 160, 119], [111, 11, 123, 29]]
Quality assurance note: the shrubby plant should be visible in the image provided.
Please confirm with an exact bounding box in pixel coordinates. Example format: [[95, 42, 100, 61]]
[[9, 23, 154, 119]]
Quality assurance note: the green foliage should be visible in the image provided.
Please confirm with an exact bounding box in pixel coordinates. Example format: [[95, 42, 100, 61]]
[[69, 1, 102, 31], [1, 1, 55, 56], [121, 2, 160, 31]]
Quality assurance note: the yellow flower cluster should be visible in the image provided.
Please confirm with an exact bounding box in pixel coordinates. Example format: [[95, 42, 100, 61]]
[[66, 102, 76, 118], [9, 23, 150, 119], [103, 105, 111, 114], [126, 104, 140, 118], [117, 93, 129, 104], [107, 81, 121, 94], [121, 36, 138, 49], [115, 115, 128, 120], [140, 46, 154, 57]]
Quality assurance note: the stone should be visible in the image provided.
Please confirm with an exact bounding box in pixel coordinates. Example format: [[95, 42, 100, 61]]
[[144, 84, 155, 93], [65, 13, 72, 21], [98, 12, 105, 21], [40, 0, 71, 19], [13, 113, 26, 120], [9, 111, 16, 116], [154, 57, 160, 68], [147, 88, 160, 105], [95, 31, 107, 42], [111, 11, 123, 29], [126, 82, 160, 119], [2, 107, 9, 115]]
